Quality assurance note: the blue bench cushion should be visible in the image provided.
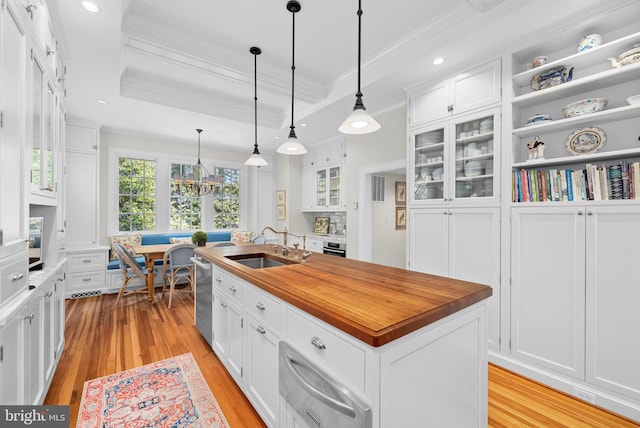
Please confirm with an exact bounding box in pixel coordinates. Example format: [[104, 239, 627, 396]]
[[107, 231, 232, 270]]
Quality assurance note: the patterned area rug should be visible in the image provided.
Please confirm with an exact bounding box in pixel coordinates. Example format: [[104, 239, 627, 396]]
[[76, 353, 229, 428]]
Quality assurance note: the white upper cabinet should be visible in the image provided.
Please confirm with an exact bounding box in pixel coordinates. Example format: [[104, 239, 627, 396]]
[[408, 59, 501, 126], [0, 0, 29, 259]]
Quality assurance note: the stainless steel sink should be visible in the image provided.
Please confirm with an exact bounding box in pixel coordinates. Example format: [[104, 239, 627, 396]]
[[226, 253, 295, 269]]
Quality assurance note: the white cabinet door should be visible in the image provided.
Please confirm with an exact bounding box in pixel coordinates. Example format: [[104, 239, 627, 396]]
[[245, 315, 279, 427], [41, 280, 55, 385], [301, 169, 315, 211], [212, 292, 243, 385], [0, 0, 28, 259], [65, 124, 99, 247], [449, 208, 501, 350], [451, 59, 501, 115], [25, 295, 43, 404], [586, 206, 640, 400], [408, 208, 448, 277], [65, 151, 98, 247], [511, 206, 585, 379], [409, 80, 450, 125], [0, 311, 24, 404]]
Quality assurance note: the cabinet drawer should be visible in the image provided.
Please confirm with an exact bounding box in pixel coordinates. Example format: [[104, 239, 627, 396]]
[[286, 308, 365, 391], [0, 254, 28, 306], [306, 238, 324, 253], [213, 268, 243, 304], [67, 271, 105, 291], [67, 252, 107, 272], [245, 284, 281, 332]]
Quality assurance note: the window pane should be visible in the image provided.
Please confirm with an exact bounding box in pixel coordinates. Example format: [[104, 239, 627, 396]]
[[170, 162, 202, 231], [118, 157, 155, 232], [211, 166, 240, 229]]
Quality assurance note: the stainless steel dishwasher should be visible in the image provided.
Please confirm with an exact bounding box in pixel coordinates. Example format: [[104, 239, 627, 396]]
[[279, 341, 371, 428], [192, 256, 213, 348]]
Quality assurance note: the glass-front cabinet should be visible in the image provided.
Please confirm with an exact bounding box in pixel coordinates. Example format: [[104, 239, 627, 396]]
[[315, 165, 342, 209], [31, 50, 56, 197], [410, 108, 500, 205]]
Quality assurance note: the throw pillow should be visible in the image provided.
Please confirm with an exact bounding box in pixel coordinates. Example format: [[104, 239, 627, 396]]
[[169, 237, 193, 244], [108, 234, 142, 261], [231, 230, 252, 242]]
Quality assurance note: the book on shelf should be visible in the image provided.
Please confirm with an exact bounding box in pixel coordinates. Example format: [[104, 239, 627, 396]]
[[512, 161, 640, 203]]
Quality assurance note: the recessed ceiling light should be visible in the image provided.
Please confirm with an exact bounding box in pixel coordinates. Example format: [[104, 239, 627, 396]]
[[96, 99, 108, 104], [300, 123, 307, 127], [433, 57, 444, 65], [274, 136, 280, 140], [81, 1, 101, 13]]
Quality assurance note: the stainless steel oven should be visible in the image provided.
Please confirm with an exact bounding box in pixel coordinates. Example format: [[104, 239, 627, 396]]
[[323, 241, 346, 257]]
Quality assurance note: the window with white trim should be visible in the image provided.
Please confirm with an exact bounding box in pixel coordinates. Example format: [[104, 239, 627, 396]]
[[118, 157, 156, 231]]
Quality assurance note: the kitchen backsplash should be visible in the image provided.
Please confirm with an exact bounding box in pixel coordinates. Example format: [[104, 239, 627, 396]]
[[311, 212, 346, 236]]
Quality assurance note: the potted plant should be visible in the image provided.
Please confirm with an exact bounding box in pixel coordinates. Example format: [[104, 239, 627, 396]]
[[191, 231, 208, 247]]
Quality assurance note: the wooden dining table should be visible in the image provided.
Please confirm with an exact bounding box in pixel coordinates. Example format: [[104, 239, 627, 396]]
[[131, 241, 250, 302]]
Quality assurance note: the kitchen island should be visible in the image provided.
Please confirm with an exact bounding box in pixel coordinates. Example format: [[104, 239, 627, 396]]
[[195, 243, 492, 428]]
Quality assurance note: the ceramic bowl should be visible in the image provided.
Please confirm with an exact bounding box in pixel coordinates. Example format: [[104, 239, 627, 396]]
[[578, 33, 602, 52], [562, 98, 608, 118], [528, 55, 548, 69], [626, 94, 640, 105], [525, 114, 552, 126]]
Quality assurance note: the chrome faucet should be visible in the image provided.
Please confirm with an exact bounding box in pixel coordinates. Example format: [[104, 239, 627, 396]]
[[262, 226, 289, 255]]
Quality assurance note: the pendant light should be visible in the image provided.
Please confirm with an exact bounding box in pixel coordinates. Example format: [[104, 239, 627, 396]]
[[277, 0, 307, 155], [245, 46, 269, 166], [172, 129, 221, 196], [339, 0, 381, 134]]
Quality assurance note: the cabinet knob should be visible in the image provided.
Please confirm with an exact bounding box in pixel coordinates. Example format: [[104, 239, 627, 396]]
[[577, 211, 584, 216], [447, 104, 454, 113], [310, 336, 326, 350], [587, 211, 594, 216], [221, 301, 229, 308], [257, 325, 266, 335], [11, 273, 24, 281], [256, 302, 266, 311], [229, 285, 237, 293], [215, 277, 222, 283]]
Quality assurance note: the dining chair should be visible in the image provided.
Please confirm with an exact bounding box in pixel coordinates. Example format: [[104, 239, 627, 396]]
[[114, 243, 153, 306], [252, 235, 267, 244], [161, 243, 196, 308], [212, 242, 236, 247]]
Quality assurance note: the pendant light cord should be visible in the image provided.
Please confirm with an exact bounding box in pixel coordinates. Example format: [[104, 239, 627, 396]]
[[196, 128, 203, 163], [254, 51, 259, 152], [356, 0, 362, 100], [289, 2, 298, 138]]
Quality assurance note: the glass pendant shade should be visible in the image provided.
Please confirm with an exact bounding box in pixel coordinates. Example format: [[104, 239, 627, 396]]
[[339, 106, 381, 134], [277, 133, 307, 155], [245, 150, 269, 166]]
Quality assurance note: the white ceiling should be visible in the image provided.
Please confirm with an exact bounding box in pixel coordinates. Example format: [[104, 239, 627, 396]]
[[47, 0, 632, 155]]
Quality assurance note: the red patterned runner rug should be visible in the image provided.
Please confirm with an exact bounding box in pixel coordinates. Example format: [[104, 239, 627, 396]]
[[76, 353, 229, 428]]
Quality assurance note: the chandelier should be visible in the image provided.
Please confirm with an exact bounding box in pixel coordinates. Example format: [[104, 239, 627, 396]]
[[172, 129, 221, 196]]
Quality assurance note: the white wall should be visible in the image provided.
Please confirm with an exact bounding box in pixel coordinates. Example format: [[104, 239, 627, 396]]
[[372, 173, 406, 268], [345, 105, 407, 258]]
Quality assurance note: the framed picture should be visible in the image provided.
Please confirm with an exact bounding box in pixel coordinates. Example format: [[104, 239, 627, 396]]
[[395, 206, 406, 230], [276, 205, 286, 220], [313, 217, 330, 234], [276, 190, 286, 205], [395, 181, 406, 205]]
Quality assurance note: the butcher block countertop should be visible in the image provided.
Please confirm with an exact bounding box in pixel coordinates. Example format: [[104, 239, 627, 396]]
[[195, 244, 492, 347]]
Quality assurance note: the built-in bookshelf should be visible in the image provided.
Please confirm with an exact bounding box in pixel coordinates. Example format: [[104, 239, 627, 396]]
[[510, 22, 640, 204]]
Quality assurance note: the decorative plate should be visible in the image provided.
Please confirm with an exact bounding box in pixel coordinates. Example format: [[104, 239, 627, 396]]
[[565, 126, 607, 155]]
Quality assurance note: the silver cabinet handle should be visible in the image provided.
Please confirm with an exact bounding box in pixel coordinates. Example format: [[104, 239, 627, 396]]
[[25, 313, 35, 321], [577, 211, 584, 216], [45, 290, 53, 297], [82, 259, 91, 263], [11, 273, 24, 281], [82, 278, 91, 282], [229, 285, 237, 293], [215, 277, 222, 283], [587, 211, 594, 216], [256, 302, 266, 311], [311, 336, 326, 350], [221, 302, 229, 308], [257, 325, 266, 335]]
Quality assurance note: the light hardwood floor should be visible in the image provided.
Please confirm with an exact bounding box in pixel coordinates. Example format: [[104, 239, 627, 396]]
[[45, 292, 640, 428]]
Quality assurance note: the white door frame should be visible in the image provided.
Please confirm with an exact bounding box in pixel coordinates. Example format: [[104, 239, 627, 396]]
[[358, 158, 406, 262]]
